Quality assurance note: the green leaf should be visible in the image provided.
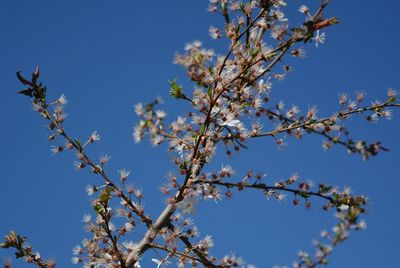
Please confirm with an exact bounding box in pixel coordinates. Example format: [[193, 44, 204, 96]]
[[299, 191, 310, 198], [199, 124, 206, 135], [94, 204, 103, 214], [207, 87, 213, 98], [332, 137, 339, 144], [75, 139, 82, 149], [99, 186, 113, 203], [251, 48, 261, 57], [289, 120, 299, 128], [168, 79, 183, 99], [303, 31, 314, 43]]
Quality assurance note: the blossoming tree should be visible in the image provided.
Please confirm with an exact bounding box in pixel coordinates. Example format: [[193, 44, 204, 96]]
[[2, 0, 399, 267]]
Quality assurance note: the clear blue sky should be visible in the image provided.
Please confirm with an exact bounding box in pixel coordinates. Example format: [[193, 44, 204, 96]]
[[1, 1, 399, 267]]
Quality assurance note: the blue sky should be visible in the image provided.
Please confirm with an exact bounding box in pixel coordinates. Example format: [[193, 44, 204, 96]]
[[1, 1, 399, 267]]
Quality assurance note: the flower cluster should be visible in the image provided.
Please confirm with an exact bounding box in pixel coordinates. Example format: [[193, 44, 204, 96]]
[[0, 231, 55, 268]]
